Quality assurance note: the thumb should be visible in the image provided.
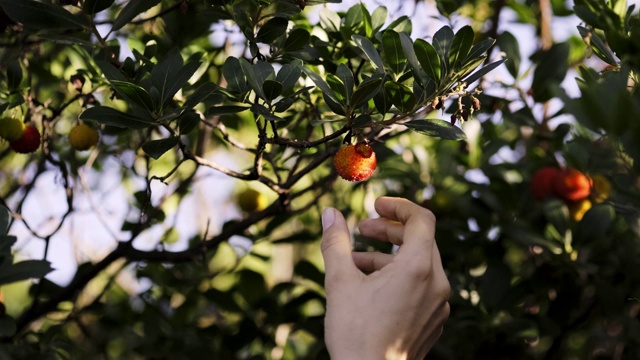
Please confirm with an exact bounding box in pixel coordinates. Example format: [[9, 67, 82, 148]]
[[321, 208, 356, 281]]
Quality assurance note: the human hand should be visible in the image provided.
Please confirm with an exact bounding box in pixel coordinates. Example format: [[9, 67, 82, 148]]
[[321, 197, 451, 360]]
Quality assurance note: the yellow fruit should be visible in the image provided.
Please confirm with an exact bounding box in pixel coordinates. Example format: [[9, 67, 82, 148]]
[[569, 198, 592, 222], [68, 123, 99, 151], [0, 117, 25, 141], [237, 188, 268, 213], [591, 174, 611, 203]]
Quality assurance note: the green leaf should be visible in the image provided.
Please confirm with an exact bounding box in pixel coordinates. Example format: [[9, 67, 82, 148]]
[[405, 119, 466, 140], [112, 0, 161, 31], [384, 81, 415, 112], [302, 67, 341, 105], [497, 32, 521, 78], [222, 57, 248, 93], [414, 39, 441, 84], [284, 28, 310, 52], [433, 26, 454, 77], [178, 111, 201, 135], [577, 26, 618, 66], [351, 77, 383, 108], [83, 0, 115, 15], [184, 82, 219, 109], [95, 60, 128, 82], [326, 74, 348, 103], [382, 30, 406, 75], [6, 60, 23, 92], [110, 80, 156, 111], [462, 58, 506, 85], [371, 6, 388, 35], [208, 105, 250, 116], [465, 38, 495, 63], [399, 32, 428, 86], [352, 35, 385, 73], [142, 137, 179, 160], [251, 103, 285, 121], [336, 64, 354, 102], [449, 25, 474, 71], [256, 17, 289, 44], [262, 80, 283, 102], [0, 236, 17, 257], [275, 60, 303, 90], [0, 260, 53, 286], [0, 0, 90, 30], [531, 43, 570, 102], [386, 15, 412, 34], [80, 106, 155, 129], [150, 49, 202, 105], [0, 315, 16, 338], [543, 199, 569, 235], [239, 58, 267, 100]]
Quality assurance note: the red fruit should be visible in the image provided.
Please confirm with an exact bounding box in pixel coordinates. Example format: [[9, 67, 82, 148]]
[[530, 167, 560, 201], [554, 168, 591, 201], [333, 142, 377, 181], [9, 124, 40, 154]]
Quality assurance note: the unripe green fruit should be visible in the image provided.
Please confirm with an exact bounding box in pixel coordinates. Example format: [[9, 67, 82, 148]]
[[68, 123, 99, 151], [0, 117, 25, 141]]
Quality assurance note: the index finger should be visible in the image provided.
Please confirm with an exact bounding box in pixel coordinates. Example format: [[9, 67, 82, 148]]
[[373, 197, 437, 256]]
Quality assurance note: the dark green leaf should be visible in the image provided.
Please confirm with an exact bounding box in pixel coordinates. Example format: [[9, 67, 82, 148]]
[[150, 49, 202, 105], [414, 39, 441, 84], [449, 25, 474, 71], [405, 119, 466, 140], [386, 15, 412, 34], [399, 32, 428, 86], [95, 60, 128, 82], [0, 260, 53, 286], [352, 35, 385, 73], [110, 80, 155, 111], [433, 26, 454, 77], [326, 74, 348, 102], [384, 81, 415, 112], [80, 106, 155, 129], [251, 103, 285, 121], [382, 30, 406, 75], [239, 58, 267, 100], [256, 17, 288, 44], [462, 58, 505, 85], [141, 137, 179, 160], [83, 0, 114, 15], [351, 77, 383, 108], [112, 0, 161, 31], [0, 0, 90, 30], [303, 68, 340, 104], [222, 57, 248, 93], [6, 60, 23, 92], [284, 28, 310, 52], [544, 198, 569, 235], [0, 315, 16, 338], [577, 26, 618, 66], [465, 38, 495, 63], [184, 82, 219, 109], [0, 207, 9, 236], [531, 43, 570, 102], [208, 105, 250, 116], [178, 111, 201, 134], [336, 64, 354, 101], [370, 6, 388, 35], [497, 32, 521, 78], [263, 80, 283, 102], [275, 60, 303, 90]]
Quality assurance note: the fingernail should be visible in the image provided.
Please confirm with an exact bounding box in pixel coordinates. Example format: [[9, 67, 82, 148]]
[[321, 208, 335, 231]]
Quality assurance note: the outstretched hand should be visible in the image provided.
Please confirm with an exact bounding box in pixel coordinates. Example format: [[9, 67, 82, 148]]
[[321, 197, 450, 360]]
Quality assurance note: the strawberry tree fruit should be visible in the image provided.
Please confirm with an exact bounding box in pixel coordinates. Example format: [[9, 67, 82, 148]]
[[554, 168, 592, 201], [68, 123, 99, 151], [0, 117, 25, 142], [333, 142, 377, 182], [530, 166, 560, 201], [9, 124, 40, 154], [237, 188, 268, 213]]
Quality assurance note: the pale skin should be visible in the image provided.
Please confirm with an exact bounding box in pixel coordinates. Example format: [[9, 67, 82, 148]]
[[321, 197, 451, 360]]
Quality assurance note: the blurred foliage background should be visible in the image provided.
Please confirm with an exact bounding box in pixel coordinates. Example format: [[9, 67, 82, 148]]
[[0, 0, 639, 359]]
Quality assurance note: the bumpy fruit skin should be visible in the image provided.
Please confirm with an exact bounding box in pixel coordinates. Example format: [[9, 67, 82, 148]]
[[0, 117, 25, 142], [554, 168, 591, 201], [531, 167, 560, 201], [237, 188, 268, 213], [68, 123, 99, 151], [9, 124, 40, 153], [333, 143, 377, 181]]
